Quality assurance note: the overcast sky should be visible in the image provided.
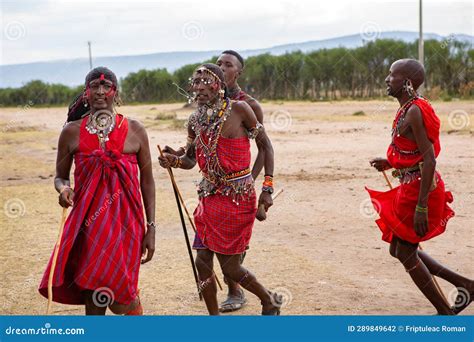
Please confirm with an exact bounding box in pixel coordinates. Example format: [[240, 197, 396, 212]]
[[1, 0, 472, 65]]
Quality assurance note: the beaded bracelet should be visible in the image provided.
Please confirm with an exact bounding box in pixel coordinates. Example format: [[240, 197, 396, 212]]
[[263, 175, 273, 188], [415, 205, 428, 213], [172, 156, 182, 168]]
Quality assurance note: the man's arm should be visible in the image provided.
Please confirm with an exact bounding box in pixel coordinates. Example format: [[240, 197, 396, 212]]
[[134, 121, 156, 226], [407, 105, 436, 237], [247, 99, 272, 180], [159, 121, 197, 170], [55, 123, 76, 207], [133, 120, 156, 264], [238, 101, 274, 179], [237, 101, 274, 211]]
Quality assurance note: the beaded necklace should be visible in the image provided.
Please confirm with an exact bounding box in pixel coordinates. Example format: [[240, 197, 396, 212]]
[[190, 98, 254, 204], [391, 96, 418, 138], [85, 109, 116, 150], [390, 96, 420, 156]]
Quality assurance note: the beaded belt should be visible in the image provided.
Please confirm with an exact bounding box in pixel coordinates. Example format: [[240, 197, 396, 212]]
[[392, 164, 438, 189], [223, 168, 252, 181], [392, 165, 421, 179]]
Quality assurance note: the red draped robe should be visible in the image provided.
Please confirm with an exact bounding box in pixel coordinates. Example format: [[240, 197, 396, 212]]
[[366, 98, 454, 244], [39, 115, 144, 305]]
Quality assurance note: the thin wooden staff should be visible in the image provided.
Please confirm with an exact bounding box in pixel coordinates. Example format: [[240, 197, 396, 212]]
[[157, 145, 222, 293], [256, 188, 284, 221], [47, 207, 68, 315], [380, 170, 450, 307]]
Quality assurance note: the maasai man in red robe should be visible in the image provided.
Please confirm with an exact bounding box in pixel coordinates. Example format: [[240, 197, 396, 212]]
[[366, 59, 473, 315], [215, 50, 274, 312], [38, 67, 156, 315], [159, 64, 281, 315], [163, 50, 274, 312]]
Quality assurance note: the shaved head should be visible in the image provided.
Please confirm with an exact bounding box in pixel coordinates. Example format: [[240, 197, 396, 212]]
[[392, 59, 425, 90]]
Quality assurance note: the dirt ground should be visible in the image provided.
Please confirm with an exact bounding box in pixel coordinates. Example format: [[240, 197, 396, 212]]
[[0, 99, 472, 315]]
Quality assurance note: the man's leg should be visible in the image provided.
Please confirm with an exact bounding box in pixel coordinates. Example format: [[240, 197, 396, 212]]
[[395, 239, 454, 315], [417, 250, 473, 289], [226, 252, 246, 295], [83, 290, 107, 315], [109, 297, 141, 315], [221, 252, 247, 312], [418, 249, 474, 314], [216, 253, 281, 314], [195, 249, 219, 315]]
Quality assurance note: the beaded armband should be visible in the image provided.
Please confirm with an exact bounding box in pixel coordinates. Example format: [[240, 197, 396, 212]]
[[247, 122, 264, 140]]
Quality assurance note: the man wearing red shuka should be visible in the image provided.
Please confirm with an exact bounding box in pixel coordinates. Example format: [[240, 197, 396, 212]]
[[39, 67, 156, 315], [159, 63, 282, 315], [366, 59, 472, 315]]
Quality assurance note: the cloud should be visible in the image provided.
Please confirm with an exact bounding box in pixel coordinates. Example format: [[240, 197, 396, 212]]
[[1, 0, 472, 65]]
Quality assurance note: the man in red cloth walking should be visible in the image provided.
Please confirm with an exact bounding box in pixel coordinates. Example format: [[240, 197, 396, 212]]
[[39, 67, 156, 315], [159, 63, 281, 315], [165, 50, 273, 312], [216, 50, 276, 312], [366, 59, 473, 315]]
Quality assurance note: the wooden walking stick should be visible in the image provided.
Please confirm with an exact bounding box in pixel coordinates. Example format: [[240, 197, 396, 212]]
[[256, 188, 284, 221], [158, 145, 222, 295], [46, 207, 68, 315], [380, 170, 450, 307]]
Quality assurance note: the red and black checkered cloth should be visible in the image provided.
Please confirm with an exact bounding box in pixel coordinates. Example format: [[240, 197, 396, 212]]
[[193, 133, 257, 255]]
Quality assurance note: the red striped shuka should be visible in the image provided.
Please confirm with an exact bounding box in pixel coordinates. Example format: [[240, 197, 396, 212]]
[[39, 114, 145, 305]]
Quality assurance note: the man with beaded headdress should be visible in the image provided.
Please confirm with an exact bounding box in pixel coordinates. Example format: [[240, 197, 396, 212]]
[[164, 50, 273, 312], [38, 67, 156, 315], [366, 59, 472, 315], [159, 63, 281, 315]]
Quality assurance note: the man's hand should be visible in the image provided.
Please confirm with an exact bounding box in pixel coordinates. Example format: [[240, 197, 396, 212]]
[[141, 228, 155, 264], [258, 191, 273, 212], [162, 145, 185, 156], [369, 158, 392, 172], [158, 152, 177, 169], [58, 187, 74, 208], [414, 211, 428, 237]]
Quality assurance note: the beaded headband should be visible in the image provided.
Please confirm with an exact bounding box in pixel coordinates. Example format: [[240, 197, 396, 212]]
[[194, 67, 222, 83]]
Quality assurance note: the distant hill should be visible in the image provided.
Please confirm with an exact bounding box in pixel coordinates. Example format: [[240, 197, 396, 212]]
[[1, 31, 471, 88]]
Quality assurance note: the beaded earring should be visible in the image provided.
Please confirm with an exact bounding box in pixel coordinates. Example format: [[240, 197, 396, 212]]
[[404, 80, 416, 97]]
